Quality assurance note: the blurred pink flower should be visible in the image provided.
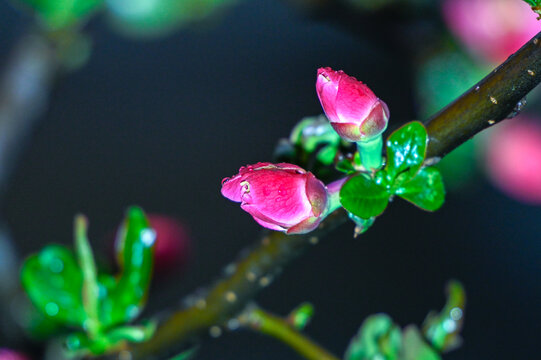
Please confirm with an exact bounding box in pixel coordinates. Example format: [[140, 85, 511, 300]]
[[0, 349, 30, 360], [316, 67, 389, 142], [442, 0, 540, 64], [221, 162, 328, 234], [485, 117, 541, 203]]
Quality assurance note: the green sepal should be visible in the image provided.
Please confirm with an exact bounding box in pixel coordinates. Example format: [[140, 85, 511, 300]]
[[345, 314, 402, 360], [14, 0, 103, 29], [21, 245, 86, 327], [348, 212, 375, 237], [340, 174, 390, 219], [385, 121, 427, 180], [395, 167, 445, 212], [336, 157, 357, 175], [100, 206, 155, 327], [400, 326, 441, 360]]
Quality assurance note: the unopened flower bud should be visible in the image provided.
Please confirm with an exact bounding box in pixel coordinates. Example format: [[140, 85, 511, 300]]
[[316, 67, 389, 142], [221, 163, 328, 234]]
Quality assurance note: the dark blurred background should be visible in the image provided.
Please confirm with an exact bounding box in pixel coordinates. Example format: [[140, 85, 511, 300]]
[[0, 0, 539, 359]]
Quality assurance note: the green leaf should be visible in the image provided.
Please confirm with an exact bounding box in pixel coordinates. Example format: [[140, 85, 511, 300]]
[[345, 314, 402, 360], [99, 206, 155, 327], [422, 281, 465, 352], [287, 302, 314, 331], [385, 122, 427, 180], [15, 0, 103, 29], [340, 175, 390, 219], [400, 326, 441, 360], [395, 167, 445, 212], [21, 245, 86, 327]]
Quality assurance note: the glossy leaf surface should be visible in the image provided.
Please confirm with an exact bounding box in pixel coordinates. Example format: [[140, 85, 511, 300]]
[[385, 121, 427, 180], [21, 245, 85, 327], [101, 206, 155, 327], [340, 175, 390, 219], [395, 167, 445, 211]]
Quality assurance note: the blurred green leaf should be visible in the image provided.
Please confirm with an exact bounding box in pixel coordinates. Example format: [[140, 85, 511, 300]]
[[385, 121, 427, 181], [21, 245, 85, 327], [415, 50, 487, 119], [287, 302, 314, 331], [340, 174, 390, 219], [106, 0, 236, 38], [400, 326, 440, 360], [395, 167, 445, 212], [15, 0, 103, 29], [100, 206, 155, 327], [422, 280, 466, 352], [345, 314, 402, 360]]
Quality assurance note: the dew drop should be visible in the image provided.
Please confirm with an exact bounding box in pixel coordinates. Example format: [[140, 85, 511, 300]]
[[474, 86, 480, 92], [443, 319, 457, 332], [225, 291, 237, 303], [209, 326, 222, 338], [246, 271, 257, 282], [450, 307, 463, 321], [141, 229, 156, 246], [223, 263, 236, 276], [227, 318, 240, 331], [45, 302, 59, 316], [49, 258, 64, 273], [259, 276, 272, 287], [193, 298, 206, 309]]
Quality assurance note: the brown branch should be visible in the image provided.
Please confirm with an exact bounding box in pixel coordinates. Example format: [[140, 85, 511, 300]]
[[104, 31, 541, 360], [425, 31, 541, 158]]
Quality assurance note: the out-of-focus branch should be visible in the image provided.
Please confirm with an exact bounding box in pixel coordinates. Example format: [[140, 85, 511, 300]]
[[0, 32, 59, 198], [101, 31, 541, 360], [0, 31, 60, 345], [238, 306, 340, 360]]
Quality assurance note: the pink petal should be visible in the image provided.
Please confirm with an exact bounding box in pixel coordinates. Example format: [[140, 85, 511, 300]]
[[334, 76, 378, 125]]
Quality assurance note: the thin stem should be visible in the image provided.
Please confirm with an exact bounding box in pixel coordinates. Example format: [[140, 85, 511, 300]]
[[239, 307, 340, 360], [356, 135, 384, 170], [100, 31, 541, 360]]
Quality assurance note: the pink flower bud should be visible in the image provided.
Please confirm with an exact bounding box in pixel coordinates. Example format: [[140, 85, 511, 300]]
[[221, 162, 328, 234], [316, 67, 389, 142], [484, 117, 541, 204], [442, 0, 539, 64]]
